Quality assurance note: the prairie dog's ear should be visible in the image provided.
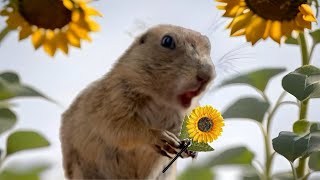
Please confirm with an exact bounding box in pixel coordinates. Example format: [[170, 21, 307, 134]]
[[138, 32, 148, 45]]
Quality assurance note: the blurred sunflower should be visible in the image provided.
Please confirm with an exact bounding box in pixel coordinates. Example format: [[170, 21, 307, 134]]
[[216, 0, 317, 44], [186, 105, 224, 143], [0, 0, 102, 56]]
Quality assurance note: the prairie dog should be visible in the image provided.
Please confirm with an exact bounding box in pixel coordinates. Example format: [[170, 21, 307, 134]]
[[60, 24, 215, 179]]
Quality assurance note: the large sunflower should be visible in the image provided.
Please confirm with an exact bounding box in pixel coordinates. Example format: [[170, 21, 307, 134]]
[[0, 0, 101, 56], [186, 105, 224, 143], [216, 0, 317, 44]]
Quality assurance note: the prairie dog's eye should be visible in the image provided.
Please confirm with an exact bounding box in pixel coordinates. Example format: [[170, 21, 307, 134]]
[[161, 35, 175, 49]]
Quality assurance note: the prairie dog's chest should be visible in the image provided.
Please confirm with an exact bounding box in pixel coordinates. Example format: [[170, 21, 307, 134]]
[[138, 102, 183, 134]]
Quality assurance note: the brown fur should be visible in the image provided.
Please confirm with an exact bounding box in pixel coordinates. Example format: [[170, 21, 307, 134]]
[[60, 24, 215, 179]]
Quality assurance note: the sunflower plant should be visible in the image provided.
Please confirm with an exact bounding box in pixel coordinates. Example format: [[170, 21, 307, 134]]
[[180, 1, 320, 180], [0, 0, 101, 56], [179, 105, 224, 152], [0, 71, 52, 179]]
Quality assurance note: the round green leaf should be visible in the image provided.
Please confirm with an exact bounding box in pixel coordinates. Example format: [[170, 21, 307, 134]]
[[223, 97, 269, 123], [282, 65, 320, 101], [272, 131, 320, 162], [6, 131, 50, 156], [0, 108, 17, 135], [293, 120, 310, 135]]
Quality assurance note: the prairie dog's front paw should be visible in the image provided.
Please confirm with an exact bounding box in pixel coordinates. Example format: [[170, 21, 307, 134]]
[[151, 130, 182, 158]]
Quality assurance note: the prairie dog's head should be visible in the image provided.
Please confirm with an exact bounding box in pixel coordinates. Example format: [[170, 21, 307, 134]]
[[117, 24, 215, 109]]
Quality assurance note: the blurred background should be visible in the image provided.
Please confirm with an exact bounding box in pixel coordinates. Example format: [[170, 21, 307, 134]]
[[0, 0, 319, 179]]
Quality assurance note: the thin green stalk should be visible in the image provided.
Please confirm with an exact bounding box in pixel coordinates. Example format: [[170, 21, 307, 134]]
[[266, 91, 287, 134], [290, 161, 298, 180], [298, 32, 309, 65], [258, 123, 272, 180], [267, 100, 299, 134], [296, 32, 310, 179]]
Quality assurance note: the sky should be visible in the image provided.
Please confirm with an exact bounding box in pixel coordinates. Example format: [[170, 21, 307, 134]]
[[0, 0, 320, 179]]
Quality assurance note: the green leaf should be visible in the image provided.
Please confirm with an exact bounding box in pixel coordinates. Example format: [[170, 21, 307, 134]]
[[188, 141, 214, 152], [0, 72, 49, 101], [178, 167, 214, 180], [179, 116, 189, 140], [0, 164, 49, 180], [223, 97, 270, 123], [205, 146, 254, 167], [309, 151, 320, 171], [285, 36, 299, 45], [0, 108, 17, 135], [6, 131, 50, 156], [282, 65, 320, 101], [272, 172, 294, 180], [310, 29, 320, 45], [272, 131, 320, 162], [293, 120, 310, 135], [218, 68, 286, 92]]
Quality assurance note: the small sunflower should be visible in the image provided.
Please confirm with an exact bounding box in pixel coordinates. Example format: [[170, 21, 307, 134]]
[[0, 0, 102, 56], [186, 105, 224, 143], [216, 0, 317, 44]]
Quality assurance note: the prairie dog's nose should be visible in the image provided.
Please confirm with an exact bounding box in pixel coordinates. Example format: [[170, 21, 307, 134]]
[[197, 64, 214, 83]]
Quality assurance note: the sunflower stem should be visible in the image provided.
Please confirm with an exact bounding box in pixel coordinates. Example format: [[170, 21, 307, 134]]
[[296, 32, 310, 180], [298, 32, 309, 65], [258, 123, 272, 180]]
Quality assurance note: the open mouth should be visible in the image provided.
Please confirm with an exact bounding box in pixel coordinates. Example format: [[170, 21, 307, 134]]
[[178, 84, 204, 108]]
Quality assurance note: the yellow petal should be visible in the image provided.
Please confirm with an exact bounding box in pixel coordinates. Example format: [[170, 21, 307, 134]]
[[193, 133, 200, 142], [228, 11, 253, 35], [245, 16, 266, 45], [43, 30, 57, 56], [270, 21, 282, 44], [189, 131, 197, 138], [63, 0, 74, 10], [87, 20, 100, 32], [299, 4, 317, 22], [84, 7, 103, 16], [198, 135, 203, 143], [69, 23, 92, 42], [31, 29, 45, 49], [56, 32, 69, 54], [295, 13, 311, 29], [281, 20, 294, 37], [72, 10, 81, 22], [66, 30, 81, 48], [262, 20, 272, 39], [19, 25, 33, 40]]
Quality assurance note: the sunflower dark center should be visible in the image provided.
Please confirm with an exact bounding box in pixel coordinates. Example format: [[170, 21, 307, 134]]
[[197, 117, 213, 132], [245, 0, 306, 21], [19, 0, 72, 29]]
